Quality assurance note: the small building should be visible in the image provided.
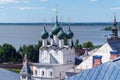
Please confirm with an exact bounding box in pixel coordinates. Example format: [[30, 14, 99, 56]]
[[66, 57, 120, 80]]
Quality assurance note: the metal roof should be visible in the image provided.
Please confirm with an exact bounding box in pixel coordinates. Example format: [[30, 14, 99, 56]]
[[0, 68, 20, 80], [66, 57, 120, 80], [108, 40, 120, 54]]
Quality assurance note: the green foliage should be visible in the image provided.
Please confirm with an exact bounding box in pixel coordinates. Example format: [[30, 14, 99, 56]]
[[0, 39, 101, 63], [103, 26, 120, 31], [0, 41, 42, 63], [74, 39, 82, 49], [74, 39, 101, 50], [0, 43, 22, 63], [6, 68, 20, 74], [82, 41, 94, 49], [19, 40, 42, 62], [104, 26, 112, 30]]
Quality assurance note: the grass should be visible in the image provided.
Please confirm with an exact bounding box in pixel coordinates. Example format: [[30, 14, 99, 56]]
[[5, 68, 21, 74]]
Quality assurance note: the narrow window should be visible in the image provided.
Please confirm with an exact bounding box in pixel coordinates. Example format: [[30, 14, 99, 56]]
[[49, 71, 52, 76], [22, 75, 26, 79], [67, 57, 69, 63], [41, 71, 44, 76], [35, 70, 37, 75]]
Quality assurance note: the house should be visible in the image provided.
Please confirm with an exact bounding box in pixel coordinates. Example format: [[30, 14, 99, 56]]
[[66, 57, 120, 80]]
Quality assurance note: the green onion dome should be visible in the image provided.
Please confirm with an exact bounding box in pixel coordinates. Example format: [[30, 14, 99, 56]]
[[41, 26, 49, 39], [66, 26, 73, 39], [49, 32, 53, 39], [57, 28, 66, 39], [52, 16, 61, 35]]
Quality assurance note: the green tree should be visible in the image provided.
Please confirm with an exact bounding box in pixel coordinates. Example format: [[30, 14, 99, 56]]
[[0, 43, 22, 63], [82, 41, 94, 49], [75, 39, 82, 49], [19, 40, 42, 62], [75, 39, 79, 49]]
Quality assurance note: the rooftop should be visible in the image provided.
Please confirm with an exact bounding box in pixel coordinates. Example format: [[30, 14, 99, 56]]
[[0, 68, 20, 80], [66, 57, 120, 80]]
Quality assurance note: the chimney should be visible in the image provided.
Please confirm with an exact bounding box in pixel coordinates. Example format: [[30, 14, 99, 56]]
[[93, 55, 102, 67], [110, 50, 118, 60]]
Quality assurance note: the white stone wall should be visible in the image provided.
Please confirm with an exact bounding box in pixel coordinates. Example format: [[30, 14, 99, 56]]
[[53, 35, 58, 45], [39, 50, 50, 63], [42, 39, 47, 47], [50, 49, 63, 64], [39, 46, 75, 64], [32, 63, 74, 80], [37, 39, 76, 80], [63, 47, 75, 64], [33, 65, 54, 78], [59, 40, 64, 48]]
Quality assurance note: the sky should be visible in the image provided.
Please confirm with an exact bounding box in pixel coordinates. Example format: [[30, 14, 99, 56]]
[[0, 0, 120, 23]]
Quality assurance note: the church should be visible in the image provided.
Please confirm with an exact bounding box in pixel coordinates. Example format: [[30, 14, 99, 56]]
[[20, 14, 76, 80]]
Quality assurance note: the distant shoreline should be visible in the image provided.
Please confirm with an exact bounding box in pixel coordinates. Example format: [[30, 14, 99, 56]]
[[101, 26, 120, 31], [0, 22, 119, 26]]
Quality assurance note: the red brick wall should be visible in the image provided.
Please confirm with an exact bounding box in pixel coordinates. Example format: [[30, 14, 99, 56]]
[[93, 59, 101, 67], [110, 54, 117, 60]]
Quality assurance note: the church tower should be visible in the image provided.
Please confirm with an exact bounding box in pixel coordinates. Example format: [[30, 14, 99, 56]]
[[41, 26, 49, 47], [111, 15, 118, 38], [57, 27, 66, 48], [108, 15, 120, 41], [20, 55, 32, 80], [52, 15, 61, 45], [66, 26, 74, 46]]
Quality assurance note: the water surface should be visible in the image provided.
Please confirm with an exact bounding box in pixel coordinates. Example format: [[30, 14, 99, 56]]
[[0, 24, 118, 49]]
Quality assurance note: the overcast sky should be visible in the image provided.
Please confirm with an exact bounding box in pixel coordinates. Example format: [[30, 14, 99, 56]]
[[0, 0, 120, 23]]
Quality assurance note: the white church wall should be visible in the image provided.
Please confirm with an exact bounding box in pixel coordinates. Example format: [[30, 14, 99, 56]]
[[33, 65, 54, 78], [53, 35, 58, 45], [39, 50, 51, 63], [39, 50, 46, 63], [53, 63, 75, 79], [48, 49, 63, 64], [62, 47, 75, 64]]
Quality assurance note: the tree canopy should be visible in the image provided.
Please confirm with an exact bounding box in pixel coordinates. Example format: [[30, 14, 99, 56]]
[[0, 39, 101, 63], [0, 43, 22, 63]]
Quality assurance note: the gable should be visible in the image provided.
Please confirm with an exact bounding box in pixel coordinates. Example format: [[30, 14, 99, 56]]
[[76, 42, 113, 70]]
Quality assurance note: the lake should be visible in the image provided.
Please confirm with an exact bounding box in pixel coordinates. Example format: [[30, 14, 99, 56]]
[[0, 24, 119, 50]]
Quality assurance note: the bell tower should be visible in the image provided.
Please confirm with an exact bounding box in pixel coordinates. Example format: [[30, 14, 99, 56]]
[[111, 15, 118, 38], [20, 55, 32, 80]]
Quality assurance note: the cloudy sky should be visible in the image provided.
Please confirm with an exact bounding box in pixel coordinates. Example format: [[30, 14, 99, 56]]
[[0, 0, 120, 23]]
